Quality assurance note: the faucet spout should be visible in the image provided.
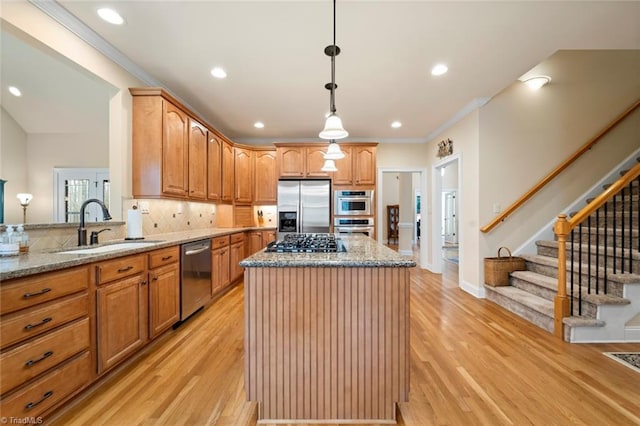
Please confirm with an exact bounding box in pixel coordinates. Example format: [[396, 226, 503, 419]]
[[78, 198, 112, 246]]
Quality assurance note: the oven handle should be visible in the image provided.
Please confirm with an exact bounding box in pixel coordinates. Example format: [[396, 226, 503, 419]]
[[335, 226, 374, 232]]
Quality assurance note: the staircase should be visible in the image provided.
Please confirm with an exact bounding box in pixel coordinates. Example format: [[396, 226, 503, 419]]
[[485, 160, 640, 343]]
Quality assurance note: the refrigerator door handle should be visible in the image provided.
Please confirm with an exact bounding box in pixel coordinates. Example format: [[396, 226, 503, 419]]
[[298, 202, 302, 232]]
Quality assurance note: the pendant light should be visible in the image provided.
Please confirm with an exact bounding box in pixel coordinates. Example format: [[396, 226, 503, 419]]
[[324, 139, 345, 160], [319, 0, 348, 140], [321, 159, 338, 172]]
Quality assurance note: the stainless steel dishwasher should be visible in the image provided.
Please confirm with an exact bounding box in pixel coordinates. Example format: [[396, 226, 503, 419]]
[[180, 239, 211, 321]]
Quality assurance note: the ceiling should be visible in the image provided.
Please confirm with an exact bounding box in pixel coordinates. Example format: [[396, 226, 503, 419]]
[[11, 1, 640, 143]]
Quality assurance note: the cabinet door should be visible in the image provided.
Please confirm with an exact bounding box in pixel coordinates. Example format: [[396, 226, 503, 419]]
[[262, 230, 276, 248], [212, 247, 230, 293], [207, 132, 222, 201], [149, 263, 180, 339], [354, 146, 376, 186], [234, 147, 254, 204], [254, 150, 277, 204], [188, 119, 207, 200], [229, 241, 245, 282], [305, 146, 331, 177], [331, 145, 353, 185], [96, 273, 148, 373], [277, 146, 304, 177], [162, 101, 189, 197], [248, 231, 263, 255], [221, 140, 234, 202]]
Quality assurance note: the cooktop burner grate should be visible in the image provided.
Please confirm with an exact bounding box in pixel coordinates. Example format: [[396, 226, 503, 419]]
[[265, 233, 346, 253]]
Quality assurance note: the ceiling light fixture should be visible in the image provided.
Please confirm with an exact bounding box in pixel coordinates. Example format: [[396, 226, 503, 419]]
[[523, 76, 551, 90], [210, 67, 227, 79], [254, 122, 264, 129], [391, 121, 402, 129], [321, 159, 338, 172], [324, 140, 345, 160], [319, 0, 348, 141], [431, 64, 448, 76], [8, 86, 22, 97], [97, 8, 124, 25]]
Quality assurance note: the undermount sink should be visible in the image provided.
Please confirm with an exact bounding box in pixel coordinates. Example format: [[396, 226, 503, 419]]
[[57, 241, 161, 255]]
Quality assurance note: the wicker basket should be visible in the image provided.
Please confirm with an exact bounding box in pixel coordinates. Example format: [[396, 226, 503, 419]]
[[484, 247, 526, 287]]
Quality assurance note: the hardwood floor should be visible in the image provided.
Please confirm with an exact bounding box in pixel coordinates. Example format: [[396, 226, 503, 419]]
[[51, 268, 640, 425]]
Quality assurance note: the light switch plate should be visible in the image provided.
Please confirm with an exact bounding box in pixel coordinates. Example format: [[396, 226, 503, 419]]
[[139, 201, 150, 214]]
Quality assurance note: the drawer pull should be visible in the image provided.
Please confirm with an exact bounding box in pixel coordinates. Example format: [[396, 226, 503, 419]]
[[25, 390, 53, 410], [23, 288, 52, 299], [161, 255, 173, 261], [25, 351, 54, 367], [151, 276, 158, 281], [117, 266, 134, 273], [24, 317, 53, 330]]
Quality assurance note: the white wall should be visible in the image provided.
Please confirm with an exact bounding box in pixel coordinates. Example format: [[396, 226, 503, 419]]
[[381, 173, 399, 241], [1, 107, 28, 223]]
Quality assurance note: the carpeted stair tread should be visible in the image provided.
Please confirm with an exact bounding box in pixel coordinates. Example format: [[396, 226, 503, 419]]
[[537, 240, 640, 260], [486, 285, 554, 317], [563, 316, 605, 327], [511, 270, 557, 290]]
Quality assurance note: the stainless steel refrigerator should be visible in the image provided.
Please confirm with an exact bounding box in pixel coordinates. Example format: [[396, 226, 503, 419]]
[[277, 179, 331, 238]]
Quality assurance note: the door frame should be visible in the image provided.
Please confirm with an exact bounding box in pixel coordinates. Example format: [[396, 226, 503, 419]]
[[431, 153, 461, 275]]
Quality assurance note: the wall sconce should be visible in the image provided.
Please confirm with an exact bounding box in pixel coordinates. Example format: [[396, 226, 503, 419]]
[[522, 76, 551, 90], [16, 193, 33, 223]]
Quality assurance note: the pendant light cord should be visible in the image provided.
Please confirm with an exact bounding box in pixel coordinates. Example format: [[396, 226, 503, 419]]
[[330, 0, 337, 114]]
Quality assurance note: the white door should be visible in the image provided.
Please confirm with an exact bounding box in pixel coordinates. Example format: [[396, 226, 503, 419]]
[[442, 191, 457, 244], [54, 168, 110, 223]]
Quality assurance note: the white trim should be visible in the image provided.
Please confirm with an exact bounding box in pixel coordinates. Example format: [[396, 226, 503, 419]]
[[398, 250, 413, 256], [398, 222, 413, 228], [460, 279, 486, 298]]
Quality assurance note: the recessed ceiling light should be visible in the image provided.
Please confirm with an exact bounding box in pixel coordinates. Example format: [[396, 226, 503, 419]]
[[210, 67, 227, 79], [522, 76, 551, 90], [254, 122, 264, 129], [391, 121, 402, 129], [8, 86, 22, 97], [97, 8, 124, 25], [431, 64, 448, 76]]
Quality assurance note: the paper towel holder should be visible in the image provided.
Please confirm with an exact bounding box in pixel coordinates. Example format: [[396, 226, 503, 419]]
[[125, 204, 145, 240]]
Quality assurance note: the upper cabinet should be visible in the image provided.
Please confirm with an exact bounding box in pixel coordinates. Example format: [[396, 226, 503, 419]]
[[188, 119, 207, 200], [276, 144, 331, 178], [234, 147, 254, 204], [353, 145, 376, 186], [306, 146, 331, 178], [221, 139, 234, 203], [254, 149, 277, 204], [207, 131, 222, 201], [331, 145, 353, 185], [162, 102, 189, 197]]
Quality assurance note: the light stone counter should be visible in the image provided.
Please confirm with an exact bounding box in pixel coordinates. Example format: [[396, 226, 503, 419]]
[[239, 235, 416, 268], [0, 227, 276, 281]]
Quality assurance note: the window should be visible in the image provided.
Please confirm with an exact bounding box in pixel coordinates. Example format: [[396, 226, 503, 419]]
[[54, 168, 109, 223]]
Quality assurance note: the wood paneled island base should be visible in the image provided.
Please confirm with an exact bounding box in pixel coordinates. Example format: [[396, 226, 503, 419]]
[[241, 235, 415, 424]]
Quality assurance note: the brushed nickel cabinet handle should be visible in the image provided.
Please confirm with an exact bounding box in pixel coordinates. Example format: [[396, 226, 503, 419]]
[[25, 390, 53, 410], [117, 266, 134, 273], [152, 276, 158, 281], [24, 317, 53, 330], [23, 288, 51, 298], [25, 350, 53, 367], [161, 255, 173, 261]]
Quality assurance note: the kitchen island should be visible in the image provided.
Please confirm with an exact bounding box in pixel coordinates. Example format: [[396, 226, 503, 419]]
[[239, 235, 416, 424]]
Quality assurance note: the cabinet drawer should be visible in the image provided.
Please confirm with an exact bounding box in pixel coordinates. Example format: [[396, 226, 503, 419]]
[[0, 351, 91, 420], [0, 267, 89, 316], [230, 232, 245, 244], [0, 318, 90, 394], [148, 246, 179, 269], [96, 254, 146, 285], [211, 235, 230, 250], [1, 294, 88, 350]]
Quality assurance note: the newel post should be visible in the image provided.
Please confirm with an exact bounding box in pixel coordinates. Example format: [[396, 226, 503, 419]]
[[553, 214, 571, 339]]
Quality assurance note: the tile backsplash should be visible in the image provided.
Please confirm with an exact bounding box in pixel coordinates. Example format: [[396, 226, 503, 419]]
[[123, 199, 217, 236]]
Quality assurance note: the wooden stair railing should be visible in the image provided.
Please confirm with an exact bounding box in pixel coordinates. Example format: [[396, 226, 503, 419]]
[[553, 162, 640, 338], [481, 99, 640, 233]]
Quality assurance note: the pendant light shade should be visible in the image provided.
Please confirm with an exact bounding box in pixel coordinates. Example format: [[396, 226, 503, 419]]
[[319, 114, 348, 140], [321, 159, 338, 172], [324, 140, 345, 160]]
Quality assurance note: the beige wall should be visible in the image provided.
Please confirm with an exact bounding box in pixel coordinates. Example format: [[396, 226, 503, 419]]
[[1, 107, 28, 223], [1, 2, 144, 223]]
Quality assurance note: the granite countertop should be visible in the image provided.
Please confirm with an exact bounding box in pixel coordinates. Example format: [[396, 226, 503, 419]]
[[240, 235, 416, 268], [0, 227, 276, 281]]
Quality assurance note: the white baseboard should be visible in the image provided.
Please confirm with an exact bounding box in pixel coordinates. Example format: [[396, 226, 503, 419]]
[[460, 279, 485, 298], [399, 249, 413, 256]]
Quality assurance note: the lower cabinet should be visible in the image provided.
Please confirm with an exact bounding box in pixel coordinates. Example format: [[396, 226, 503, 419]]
[[248, 229, 277, 255], [211, 236, 231, 294], [96, 271, 148, 374], [229, 233, 246, 283], [148, 247, 180, 339]]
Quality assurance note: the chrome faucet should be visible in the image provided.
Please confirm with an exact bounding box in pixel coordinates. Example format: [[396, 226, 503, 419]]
[[78, 199, 112, 246]]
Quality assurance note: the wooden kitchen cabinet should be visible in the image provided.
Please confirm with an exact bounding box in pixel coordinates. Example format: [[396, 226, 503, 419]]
[[331, 145, 353, 185], [277, 145, 305, 177], [207, 132, 222, 201], [229, 233, 246, 283], [354, 145, 377, 186], [96, 254, 149, 374], [221, 139, 235, 203], [211, 236, 230, 294], [234, 146, 254, 204], [305, 146, 331, 177], [161, 101, 190, 197], [248, 229, 276, 255], [0, 266, 92, 421], [254, 149, 277, 204], [148, 247, 180, 339], [188, 118, 207, 200]]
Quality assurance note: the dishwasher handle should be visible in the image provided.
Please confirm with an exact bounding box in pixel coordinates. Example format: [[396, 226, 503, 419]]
[[184, 246, 210, 256]]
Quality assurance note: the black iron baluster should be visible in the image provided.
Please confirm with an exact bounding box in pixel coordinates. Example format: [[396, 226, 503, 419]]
[[570, 229, 575, 315], [595, 208, 600, 294], [587, 215, 592, 295], [604, 200, 608, 294], [613, 191, 618, 276], [628, 182, 633, 274], [621, 186, 626, 274], [578, 223, 583, 315]]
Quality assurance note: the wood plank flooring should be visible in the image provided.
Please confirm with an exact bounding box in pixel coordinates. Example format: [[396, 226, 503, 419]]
[[51, 267, 640, 425]]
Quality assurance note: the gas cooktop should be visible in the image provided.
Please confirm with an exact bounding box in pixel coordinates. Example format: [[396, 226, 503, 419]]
[[265, 233, 346, 253]]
